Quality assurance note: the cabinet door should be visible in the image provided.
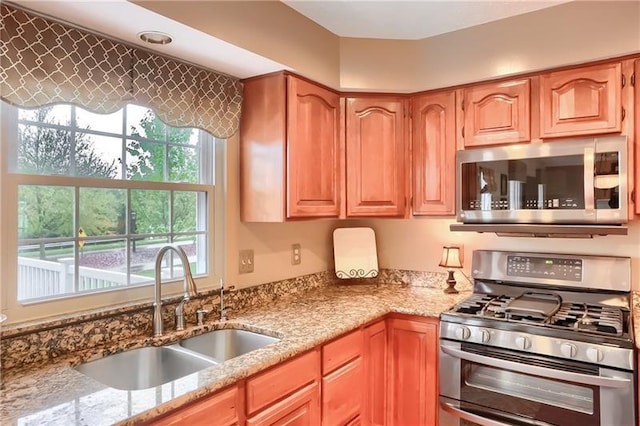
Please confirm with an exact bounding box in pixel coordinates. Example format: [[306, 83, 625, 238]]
[[412, 90, 456, 216], [463, 79, 530, 147], [287, 76, 341, 218], [247, 383, 320, 426], [363, 320, 387, 426], [635, 60, 640, 216], [346, 97, 407, 217], [387, 317, 438, 426], [150, 385, 243, 426], [540, 62, 622, 138], [322, 357, 363, 426]]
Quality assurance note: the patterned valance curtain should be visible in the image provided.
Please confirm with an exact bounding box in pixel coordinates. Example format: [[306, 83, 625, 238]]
[[0, 4, 242, 138]]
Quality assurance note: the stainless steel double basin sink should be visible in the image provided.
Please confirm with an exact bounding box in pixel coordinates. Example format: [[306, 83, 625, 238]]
[[74, 329, 280, 390]]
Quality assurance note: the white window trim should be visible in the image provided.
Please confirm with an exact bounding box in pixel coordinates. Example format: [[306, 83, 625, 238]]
[[0, 103, 225, 324]]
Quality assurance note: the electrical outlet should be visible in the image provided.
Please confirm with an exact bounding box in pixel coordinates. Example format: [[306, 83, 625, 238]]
[[239, 249, 254, 274], [291, 243, 301, 265]]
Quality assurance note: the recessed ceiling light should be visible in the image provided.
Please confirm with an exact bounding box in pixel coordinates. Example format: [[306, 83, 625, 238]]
[[138, 31, 173, 45]]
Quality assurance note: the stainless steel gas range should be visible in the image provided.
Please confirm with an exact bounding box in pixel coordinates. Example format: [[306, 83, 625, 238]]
[[439, 250, 635, 426]]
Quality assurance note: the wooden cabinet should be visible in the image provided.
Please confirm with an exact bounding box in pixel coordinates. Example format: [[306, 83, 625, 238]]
[[635, 59, 640, 216], [540, 62, 622, 138], [321, 329, 364, 426], [363, 320, 387, 426], [462, 78, 530, 147], [149, 384, 244, 426], [345, 97, 408, 217], [247, 383, 320, 426], [240, 73, 341, 221], [387, 316, 438, 426], [411, 90, 456, 216]]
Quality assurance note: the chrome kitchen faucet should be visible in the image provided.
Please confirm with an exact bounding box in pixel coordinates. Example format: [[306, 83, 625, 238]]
[[152, 244, 198, 337]]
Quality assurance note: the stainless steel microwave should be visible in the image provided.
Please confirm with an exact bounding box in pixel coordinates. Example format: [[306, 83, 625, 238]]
[[456, 136, 628, 225]]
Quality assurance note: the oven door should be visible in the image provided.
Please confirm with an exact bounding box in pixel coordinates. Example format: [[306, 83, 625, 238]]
[[439, 340, 634, 426]]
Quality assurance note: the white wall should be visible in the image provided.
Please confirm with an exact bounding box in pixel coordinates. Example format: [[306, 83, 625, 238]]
[[339, 1, 640, 92], [344, 218, 640, 290]]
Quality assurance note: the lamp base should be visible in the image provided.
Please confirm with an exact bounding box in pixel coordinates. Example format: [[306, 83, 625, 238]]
[[444, 270, 459, 294]]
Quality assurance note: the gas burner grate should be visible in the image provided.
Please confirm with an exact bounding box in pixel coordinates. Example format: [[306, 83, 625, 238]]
[[551, 303, 624, 336]]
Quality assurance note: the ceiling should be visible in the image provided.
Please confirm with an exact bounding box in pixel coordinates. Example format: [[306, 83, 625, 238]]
[[282, 0, 572, 40], [9, 0, 573, 80]]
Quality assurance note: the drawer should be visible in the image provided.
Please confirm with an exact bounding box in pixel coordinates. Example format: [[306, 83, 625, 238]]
[[322, 328, 363, 374], [246, 349, 320, 415], [322, 357, 363, 426], [150, 384, 242, 426]]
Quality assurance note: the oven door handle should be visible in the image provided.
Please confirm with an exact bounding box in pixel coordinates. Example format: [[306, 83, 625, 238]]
[[440, 400, 553, 426], [441, 345, 630, 388]]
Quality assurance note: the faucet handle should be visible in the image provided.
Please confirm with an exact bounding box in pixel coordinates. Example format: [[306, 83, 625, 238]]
[[196, 309, 210, 326]]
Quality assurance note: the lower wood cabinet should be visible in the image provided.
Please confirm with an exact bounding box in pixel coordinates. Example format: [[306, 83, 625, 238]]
[[387, 316, 439, 426], [322, 328, 364, 426], [149, 384, 244, 426], [147, 315, 439, 426], [363, 320, 387, 426]]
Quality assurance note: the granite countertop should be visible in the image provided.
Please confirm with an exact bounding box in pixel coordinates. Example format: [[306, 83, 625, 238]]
[[0, 283, 469, 426]]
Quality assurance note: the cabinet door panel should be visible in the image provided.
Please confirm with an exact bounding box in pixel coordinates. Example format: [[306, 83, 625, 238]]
[[247, 383, 320, 426], [322, 357, 363, 426], [388, 317, 438, 426], [346, 97, 406, 216], [540, 62, 621, 138], [363, 320, 387, 426], [287, 76, 341, 218], [412, 90, 456, 215], [463, 79, 530, 147]]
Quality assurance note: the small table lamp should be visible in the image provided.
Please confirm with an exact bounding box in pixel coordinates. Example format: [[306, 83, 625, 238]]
[[439, 246, 462, 294]]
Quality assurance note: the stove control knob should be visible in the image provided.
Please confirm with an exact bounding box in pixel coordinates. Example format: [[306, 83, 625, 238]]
[[560, 342, 577, 358], [586, 347, 604, 363], [455, 326, 471, 340], [480, 329, 491, 343], [515, 335, 531, 350]]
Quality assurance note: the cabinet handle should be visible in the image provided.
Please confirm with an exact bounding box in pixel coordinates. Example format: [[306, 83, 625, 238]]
[[631, 72, 636, 87], [622, 73, 626, 88], [621, 107, 626, 122], [462, 126, 465, 138]]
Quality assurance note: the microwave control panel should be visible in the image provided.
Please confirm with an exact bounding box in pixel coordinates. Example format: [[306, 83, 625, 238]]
[[507, 255, 582, 281]]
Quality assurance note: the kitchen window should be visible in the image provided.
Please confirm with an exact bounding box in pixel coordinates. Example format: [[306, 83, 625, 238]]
[[1, 102, 221, 320]]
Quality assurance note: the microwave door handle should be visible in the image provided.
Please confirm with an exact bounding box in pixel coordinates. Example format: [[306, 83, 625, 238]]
[[440, 400, 554, 426], [584, 147, 595, 215], [441, 346, 630, 388]]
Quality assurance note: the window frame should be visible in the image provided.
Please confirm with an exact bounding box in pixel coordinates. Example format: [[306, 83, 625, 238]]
[[0, 103, 223, 323]]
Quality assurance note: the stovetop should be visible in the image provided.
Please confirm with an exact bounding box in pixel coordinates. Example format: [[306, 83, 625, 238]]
[[450, 292, 629, 339]]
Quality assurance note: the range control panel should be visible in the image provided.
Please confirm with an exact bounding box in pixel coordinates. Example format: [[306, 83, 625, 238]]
[[507, 255, 582, 281]]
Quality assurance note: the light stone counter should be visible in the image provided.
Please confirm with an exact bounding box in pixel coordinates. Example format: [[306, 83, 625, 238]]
[[0, 283, 469, 426]]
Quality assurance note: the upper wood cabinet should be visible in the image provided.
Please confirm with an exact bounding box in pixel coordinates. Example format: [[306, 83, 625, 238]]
[[345, 97, 408, 217], [240, 73, 341, 222], [387, 316, 438, 426], [540, 62, 622, 138], [411, 90, 456, 216], [462, 78, 531, 147]]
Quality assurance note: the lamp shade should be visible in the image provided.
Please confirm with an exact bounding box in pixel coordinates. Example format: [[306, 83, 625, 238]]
[[439, 246, 462, 269]]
